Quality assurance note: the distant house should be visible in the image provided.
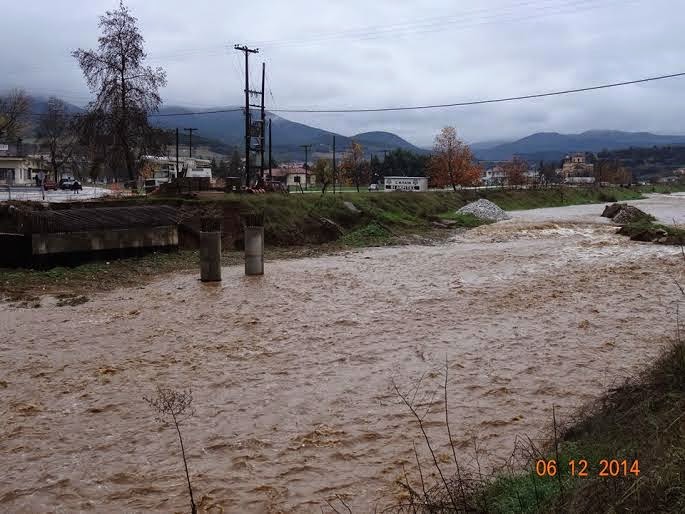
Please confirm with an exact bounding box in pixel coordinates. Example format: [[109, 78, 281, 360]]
[[0, 143, 49, 186], [482, 164, 539, 186], [270, 164, 315, 187], [482, 166, 506, 186], [139, 156, 212, 180], [384, 176, 428, 192], [559, 153, 595, 183]]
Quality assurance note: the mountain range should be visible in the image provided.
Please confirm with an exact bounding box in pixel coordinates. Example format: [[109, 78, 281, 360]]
[[152, 105, 427, 159], [21, 96, 685, 162], [472, 130, 685, 162]]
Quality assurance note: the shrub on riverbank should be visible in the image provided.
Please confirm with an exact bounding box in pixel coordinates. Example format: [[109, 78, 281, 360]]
[[617, 219, 685, 245], [394, 333, 685, 513]]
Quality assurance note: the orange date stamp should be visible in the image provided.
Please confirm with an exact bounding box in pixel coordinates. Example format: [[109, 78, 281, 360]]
[[535, 459, 640, 478]]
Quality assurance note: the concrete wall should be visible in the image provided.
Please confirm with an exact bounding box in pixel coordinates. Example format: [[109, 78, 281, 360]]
[[31, 226, 178, 255]]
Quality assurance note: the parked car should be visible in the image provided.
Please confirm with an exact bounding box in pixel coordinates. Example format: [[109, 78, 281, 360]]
[[58, 178, 83, 191], [42, 179, 57, 191], [144, 178, 168, 194], [368, 183, 380, 192]]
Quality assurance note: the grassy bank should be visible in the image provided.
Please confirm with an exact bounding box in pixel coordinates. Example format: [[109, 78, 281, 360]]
[[0, 186, 656, 300], [163, 186, 645, 247], [395, 339, 685, 513], [439, 334, 685, 514], [618, 218, 685, 245]]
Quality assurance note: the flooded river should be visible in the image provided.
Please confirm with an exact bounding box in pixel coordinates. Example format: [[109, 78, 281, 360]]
[[1, 195, 684, 512]]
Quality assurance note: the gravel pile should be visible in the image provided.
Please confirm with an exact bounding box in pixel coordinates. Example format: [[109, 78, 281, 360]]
[[457, 199, 511, 222]]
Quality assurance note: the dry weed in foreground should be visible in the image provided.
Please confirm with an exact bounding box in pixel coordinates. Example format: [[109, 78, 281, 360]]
[[144, 386, 197, 514]]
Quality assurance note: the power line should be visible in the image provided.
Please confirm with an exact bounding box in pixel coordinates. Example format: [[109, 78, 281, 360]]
[[249, 0, 630, 49], [268, 72, 685, 113], [11, 70, 685, 118], [149, 108, 243, 117]]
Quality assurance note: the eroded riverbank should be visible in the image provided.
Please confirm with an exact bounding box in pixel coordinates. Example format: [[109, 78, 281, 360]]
[[1, 196, 683, 512]]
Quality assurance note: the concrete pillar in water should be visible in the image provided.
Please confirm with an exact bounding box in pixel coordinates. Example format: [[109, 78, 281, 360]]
[[244, 213, 264, 276], [200, 217, 222, 282]]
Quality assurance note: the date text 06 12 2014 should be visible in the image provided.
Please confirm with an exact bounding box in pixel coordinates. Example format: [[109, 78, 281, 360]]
[[535, 459, 640, 478]]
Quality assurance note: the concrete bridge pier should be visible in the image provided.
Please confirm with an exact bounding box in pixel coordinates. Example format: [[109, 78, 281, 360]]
[[200, 217, 222, 282], [243, 213, 264, 276]]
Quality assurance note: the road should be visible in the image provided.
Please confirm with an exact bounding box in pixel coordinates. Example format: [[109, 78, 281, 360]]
[[0, 186, 114, 202]]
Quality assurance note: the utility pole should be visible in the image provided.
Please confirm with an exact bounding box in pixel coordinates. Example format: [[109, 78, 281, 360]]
[[260, 62, 266, 180], [175, 128, 179, 179], [381, 149, 390, 185], [184, 128, 197, 158], [301, 144, 312, 191], [268, 118, 273, 181], [332, 136, 336, 194], [234, 44, 259, 188]]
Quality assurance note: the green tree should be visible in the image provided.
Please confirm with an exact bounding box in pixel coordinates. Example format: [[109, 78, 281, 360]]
[[382, 148, 429, 178], [313, 158, 334, 194]]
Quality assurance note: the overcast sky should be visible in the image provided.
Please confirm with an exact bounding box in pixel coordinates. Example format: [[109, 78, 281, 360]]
[[1, 0, 683, 146]]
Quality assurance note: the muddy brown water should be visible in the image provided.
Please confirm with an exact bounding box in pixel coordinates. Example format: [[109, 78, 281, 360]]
[[1, 196, 684, 513]]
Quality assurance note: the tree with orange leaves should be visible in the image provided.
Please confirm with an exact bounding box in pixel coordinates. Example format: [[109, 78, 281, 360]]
[[341, 140, 369, 192], [429, 127, 481, 191], [502, 156, 529, 187]]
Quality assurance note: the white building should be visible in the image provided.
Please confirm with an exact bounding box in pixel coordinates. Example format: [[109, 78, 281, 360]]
[[482, 166, 506, 186], [270, 166, 315, 187], [482, 165, 539, 186], [140, 156, 212, 180], [0, 154, 49, 186], [384, 176, 428, 192]]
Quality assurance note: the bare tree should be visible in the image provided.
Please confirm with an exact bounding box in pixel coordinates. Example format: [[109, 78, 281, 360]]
[[72, 1, 167, 180], [144, 386, 197, 514], [0, 89, 30, 140], [37, 97, 80, 181]]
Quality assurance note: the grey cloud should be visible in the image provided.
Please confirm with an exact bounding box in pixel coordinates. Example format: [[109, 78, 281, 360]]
[[1, 0, 683, 146]]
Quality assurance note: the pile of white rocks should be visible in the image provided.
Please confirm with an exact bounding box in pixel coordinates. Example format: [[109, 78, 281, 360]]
[[457, 199, 511, 222]]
